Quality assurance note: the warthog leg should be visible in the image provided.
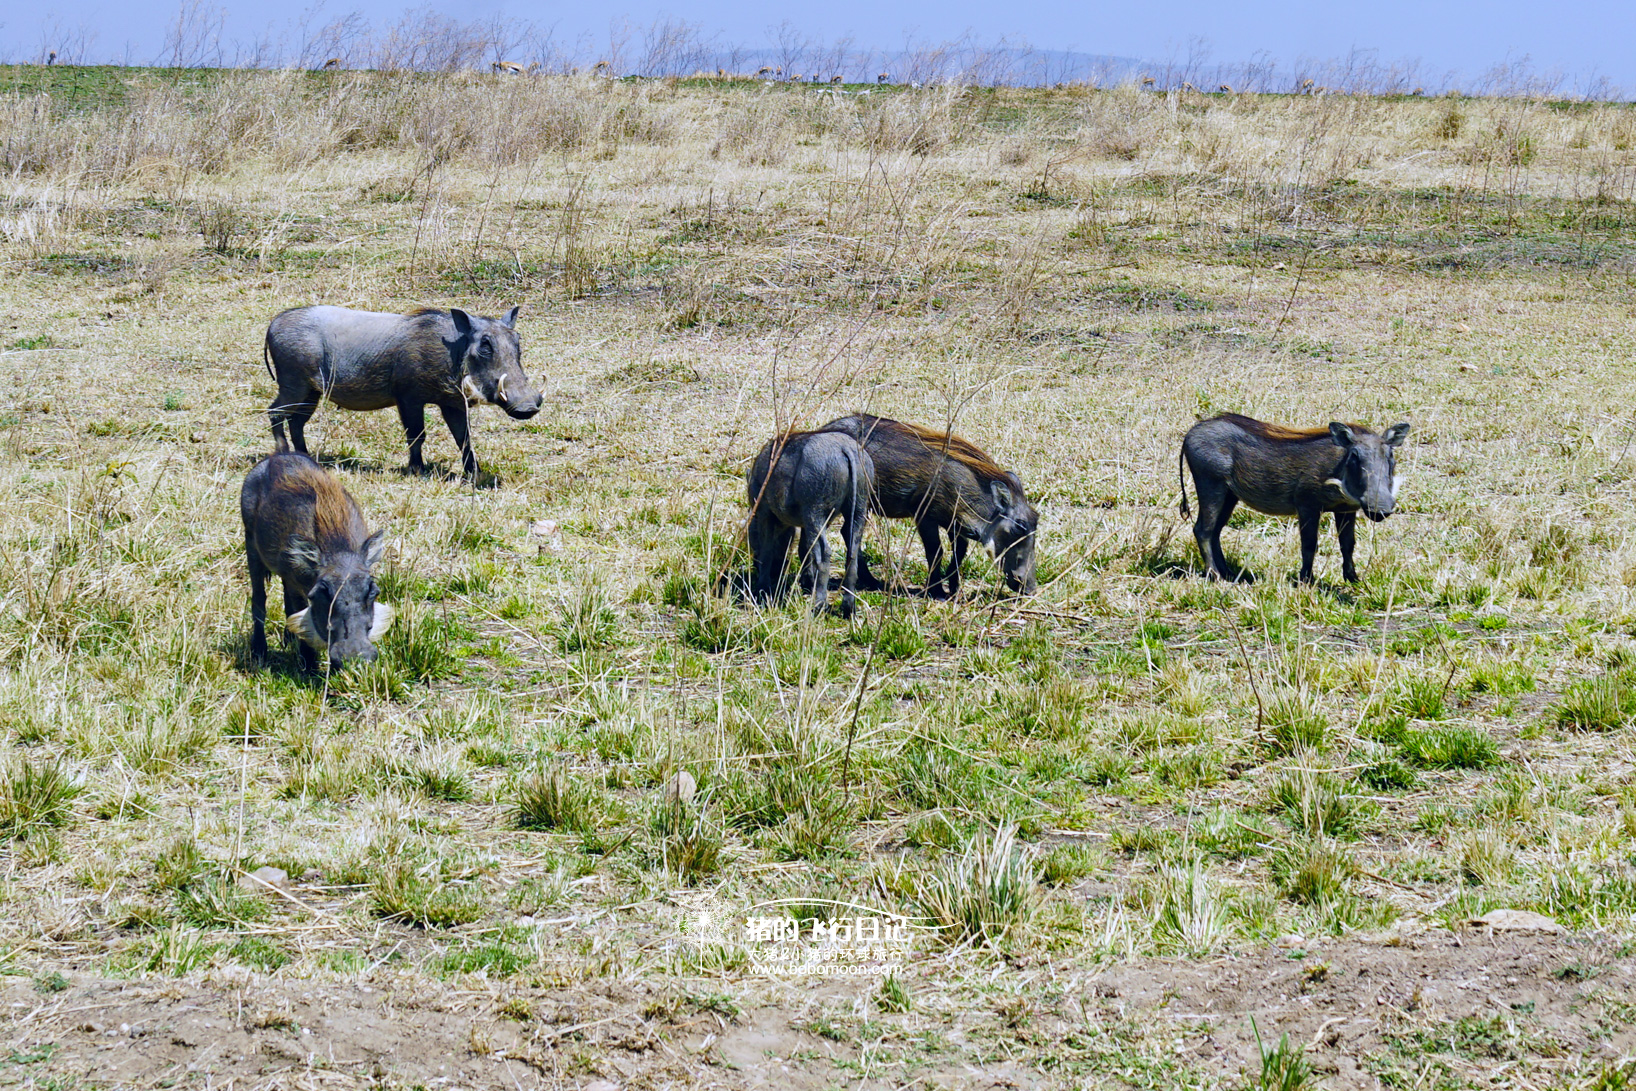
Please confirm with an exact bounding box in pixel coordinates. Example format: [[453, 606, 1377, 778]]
[[398, 401, 429, 474], [247, 535, 270, 663], [1297, 508, 1322, 584], [282, 578, 319, 672], [1336, 510, 1359, 583], [438, 403, 478, 480]]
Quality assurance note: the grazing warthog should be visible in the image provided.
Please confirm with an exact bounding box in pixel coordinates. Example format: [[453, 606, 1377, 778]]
[[818, 413, 1039, 597], [1180, 413, 1411, 584], [241, 448, 392, 672], [747, 430, 874, 617], [264, 304, 542, 480]]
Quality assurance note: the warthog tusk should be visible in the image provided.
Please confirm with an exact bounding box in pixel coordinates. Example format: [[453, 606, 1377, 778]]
[[285, 608, 327, 650], [495, 373, 508, 405], [369, 603, 395, 641], [1391, 474, 1404, 499], [1323, 477, 1361, 504], [460, 374, 483, 407]]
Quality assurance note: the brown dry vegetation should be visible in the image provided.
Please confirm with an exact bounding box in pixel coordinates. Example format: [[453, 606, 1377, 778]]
[[4, 67, 1636, 1089]]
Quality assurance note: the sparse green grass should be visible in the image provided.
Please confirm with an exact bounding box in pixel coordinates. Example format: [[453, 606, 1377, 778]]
[[0, 67, 1632, 1089]]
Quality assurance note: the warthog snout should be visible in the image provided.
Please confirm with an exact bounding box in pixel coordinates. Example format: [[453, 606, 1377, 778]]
[[500, 387, 542, 419]]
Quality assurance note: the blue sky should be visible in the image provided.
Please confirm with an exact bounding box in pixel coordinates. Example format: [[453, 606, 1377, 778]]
[[11, 0, 1634, 93]]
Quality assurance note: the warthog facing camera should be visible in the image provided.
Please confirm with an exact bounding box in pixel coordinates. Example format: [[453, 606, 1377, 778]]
[[819, 413, 1038, 597], [241, 448, 392, 672], [264, 304, 542, 479], [747, 430, 874, 617], [1180, 412, 1410, 584]]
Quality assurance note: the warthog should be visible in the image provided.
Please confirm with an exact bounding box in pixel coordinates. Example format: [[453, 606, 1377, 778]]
[[264, 304, 542, 480], [818, 413, 1039, 597], [1180, 412, 1411, 584], [747, 430, 874, 617], [241, 447, 392, 672]]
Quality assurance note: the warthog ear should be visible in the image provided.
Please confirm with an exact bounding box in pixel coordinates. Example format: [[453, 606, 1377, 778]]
[[990, 480, 1015, 510], [362, 530, 388, 569], [501, 306, 520, 328], [1383, 422, 1411, 447], [449, 308, 474, 337], [1328, 422, 1355, 448], [284, 535, 320, 580]]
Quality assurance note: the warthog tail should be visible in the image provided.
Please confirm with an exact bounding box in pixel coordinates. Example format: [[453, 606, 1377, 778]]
[[1178, 448, 1190, 518], [262, 332, 275, 382]]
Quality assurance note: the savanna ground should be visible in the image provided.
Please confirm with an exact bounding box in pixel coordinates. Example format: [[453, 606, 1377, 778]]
[[3, 65, 1636, 1089]]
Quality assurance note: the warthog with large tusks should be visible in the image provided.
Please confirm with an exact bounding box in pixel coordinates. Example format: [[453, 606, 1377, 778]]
[[818, 413, 1038, 597], [263, 304, 542, 480], [1180, 412, 1411, 584], [241, 447, 393, 672], [747, 430, 874, 617]]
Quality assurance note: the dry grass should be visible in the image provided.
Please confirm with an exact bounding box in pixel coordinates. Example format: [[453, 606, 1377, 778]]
[[3, 67, 1636, 1087]]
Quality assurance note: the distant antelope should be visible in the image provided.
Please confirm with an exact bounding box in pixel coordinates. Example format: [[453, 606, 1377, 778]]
[[1180, 82, 1195, 92], [491, 60, 523, 75], [321, 57, 342, 70], [830, 75, 842, 85], [1300, 78, 1314, 94], [810, 73, 820, 83], [1141, 75, 1155, 89], [788, 72, 802, 82], [46, 51, 57, 66], [756, 66, 774, 78], [1411, 86, 1424, 96], [877, 72, 890, 84], [592, 60, 611, 77], [1218, 83, 1233, 94]]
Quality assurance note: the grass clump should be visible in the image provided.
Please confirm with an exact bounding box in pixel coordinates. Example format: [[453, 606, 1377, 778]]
[[1250, 1017, 1314, 1091], [1140, 856, 1229, 957], [1554, 670, 1636, 731], [1270, 840, 1358, 907], [514, 767, 600, 833], [0, 755, 81, 838], [1039, 843, 1103, 886], [652, 799, 726, 884], [176, 875, 268, 929], [1267, 768, 1374, 839], [916, 823, 1035, 947], [371, 863, 487, 928], [1398, 725, 1501, 769], [1264, 693, 1328, 755]]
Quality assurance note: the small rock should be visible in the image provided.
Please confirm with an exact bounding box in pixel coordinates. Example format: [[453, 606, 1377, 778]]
[[1472, 909, 1565, 934], [1273, 934, 1305, 948], [584, 1081, 622, 1091], [665, 771, 697, 806], [241, 866, 289, 891], [189, 430, 206, 443], [1459, 363, 1476, 372]]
